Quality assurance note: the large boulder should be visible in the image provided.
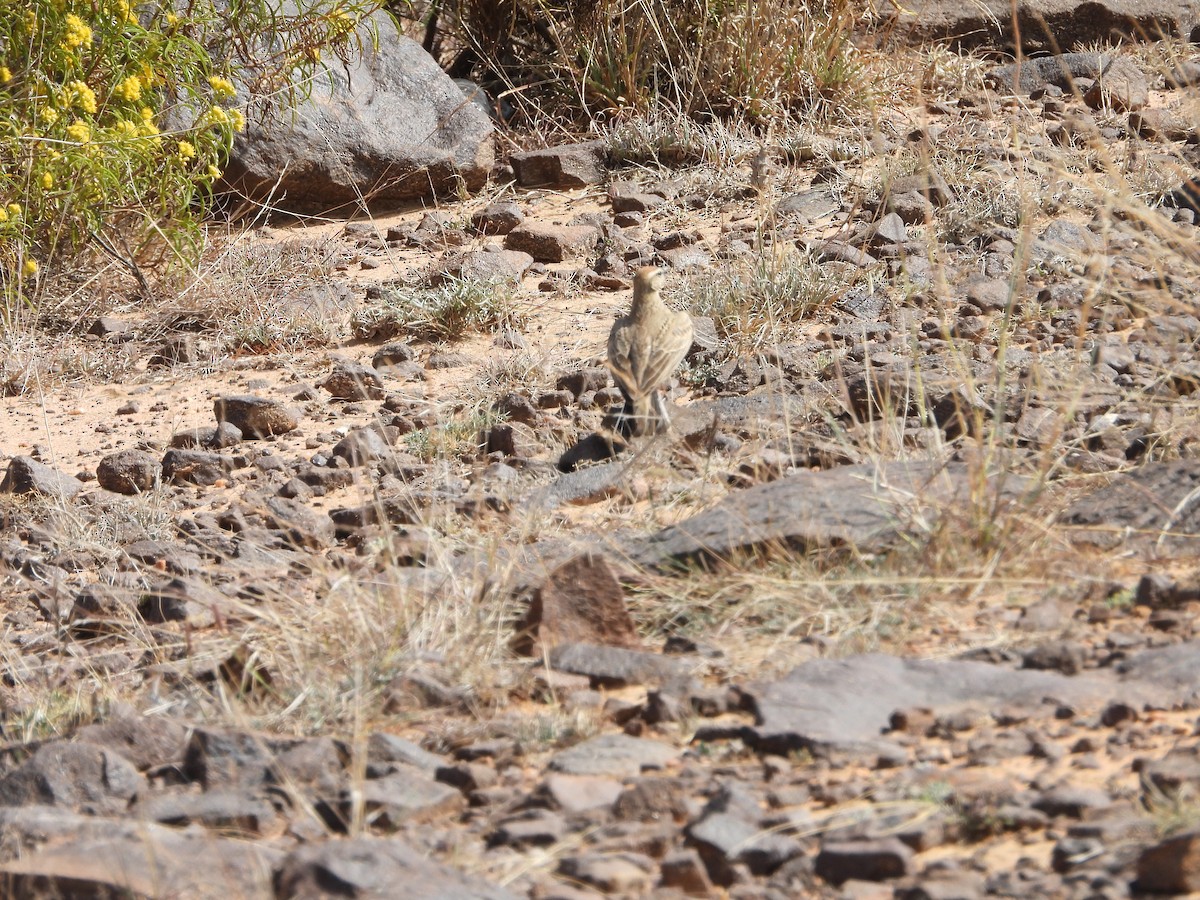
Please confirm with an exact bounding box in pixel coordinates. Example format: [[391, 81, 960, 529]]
[[222, 14, 493, 211]]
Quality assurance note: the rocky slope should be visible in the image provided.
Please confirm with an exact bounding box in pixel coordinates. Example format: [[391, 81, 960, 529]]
[[1, 20, 1200, 900]]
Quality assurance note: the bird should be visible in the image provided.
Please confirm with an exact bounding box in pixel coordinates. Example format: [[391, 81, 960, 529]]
[[607, 266, 694, 437], [750, 144, 774, 195]]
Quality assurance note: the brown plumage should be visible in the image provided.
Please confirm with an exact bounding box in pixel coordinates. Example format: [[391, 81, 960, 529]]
[[607, 266, 693, 436]]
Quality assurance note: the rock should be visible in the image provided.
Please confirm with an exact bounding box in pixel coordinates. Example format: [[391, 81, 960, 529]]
[[320, 361, 386, 401], [213, 395, 299, 439], [548, 643, 695, 688], [367, 733, 446, 774], [371, 342, 416, 368], [613, 777, 691, 823], [548, 733, 679, 778], [355, 766, 466, 828], [332, 423, 400, 465], [161, 448, 233, 486], [262, 496, 336, 550], [275, 836, 518, 899], [88, 316, 134, 337], [510, 141, 605, 188], [609, 181, 666, 213], [149, 334, 200, 367], [557, 852, 656, 894], [1136, 830, 1200, 893], [774, 187, 841, 222], [898, 4, 1199, 54], [489, 809, 567, 848], [626, 461, 1031, 569], [135, 790, 282, 835], [222, 16, 492, 210], [688, 807, 803, 878], [738, 647, 1191, 756], [0, 455, 84, 498], [1032, 784, 1113, 818], [1139, 746, 1200, 800], [471, 201, 524, 234], [74, 715, 189, 771], [815, 838, 914, 885], [0, 741, 144, 814], [660, 848, 716, 897], [539, 774, 623, 814], [0, 824, 280, 899], [504, 222, 600, 262], [1082, 55, 1149, 111], [538, 457, 627, 501], [430, 248, 533, 284], [96, 449, 160, 494], [513, 554, 641, 655], [170, 422, 243, 450], [183, 728, 344, 795], [1062, 460, 1200, 552]]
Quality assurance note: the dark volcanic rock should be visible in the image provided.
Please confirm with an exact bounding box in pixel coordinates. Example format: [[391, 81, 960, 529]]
[[741, 642, 1200, 755], [0, 456, 84, 498], [896, 3, 1197, 54], [214, 395, 299, 439], [96, 449, 160, 494], [0, 822, 280, 899], [548, 642, 695, 687], [275, 836, 518, 899], [514, 554, 641, 654], [0, 741, 144, 814], [510, 141, 605, 188], [815, 837, 914, 885], [627, 460, 1031, 568], [1061, 459, 1200, 552]]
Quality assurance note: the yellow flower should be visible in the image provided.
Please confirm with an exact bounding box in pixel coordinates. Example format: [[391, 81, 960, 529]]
[[166, 12, 179, 26], [23, 11, 36, 31], [0, 66, 11, 84], [114, 76, 141, 102], [112, 0, 136, 23], [112, 118, 138, 137], [138, 62, 155, 89], [0, 209, 8, 224], [66, 80, 97, 114], [208, 75, 236, 101], [39, 107, 59, 126], [8, 203, 21, 218], [64, 14, 93, 49], [41, 172, 53, 189], [140, 106, 154, 123], [177, 140, 196, 160], [22, 259, 38, 278], [206, 164, 222, 179], [229, 108, 246, 133], [204, 106, 229, 127], [66, 120, 91, 142]]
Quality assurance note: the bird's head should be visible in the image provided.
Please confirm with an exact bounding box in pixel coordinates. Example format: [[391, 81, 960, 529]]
[[631, 267, 666, 313]]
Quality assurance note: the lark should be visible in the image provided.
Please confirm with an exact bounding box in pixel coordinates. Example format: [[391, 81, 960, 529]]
[[607, 266, 693, 436]]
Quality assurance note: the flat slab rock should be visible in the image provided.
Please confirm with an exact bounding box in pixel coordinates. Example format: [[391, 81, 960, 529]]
[[891, 0, 1199, 53], [1061, 459, 1200, 553], [627, 460, 1032, 569], [0, 817, 281, 899], [742, 641, 1200, 755]]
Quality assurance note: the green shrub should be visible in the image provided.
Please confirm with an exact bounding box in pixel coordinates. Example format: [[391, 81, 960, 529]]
[[0, 0, 382, 316]]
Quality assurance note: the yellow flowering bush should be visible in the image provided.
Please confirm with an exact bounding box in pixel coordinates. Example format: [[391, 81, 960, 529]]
[[1, 0, 383, 312]]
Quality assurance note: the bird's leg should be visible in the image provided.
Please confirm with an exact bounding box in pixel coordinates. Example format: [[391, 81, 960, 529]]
[[651, 390, 673, 433]]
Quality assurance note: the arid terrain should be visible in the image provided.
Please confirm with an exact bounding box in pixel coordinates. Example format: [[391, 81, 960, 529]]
[[1, 14, 1200, 899]]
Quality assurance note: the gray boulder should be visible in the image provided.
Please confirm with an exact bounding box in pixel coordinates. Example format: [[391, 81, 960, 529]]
[[223, 15, 493, 211]]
